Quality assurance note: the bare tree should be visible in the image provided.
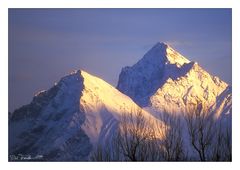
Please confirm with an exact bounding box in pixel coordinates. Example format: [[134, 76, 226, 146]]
[[212, 119, 232, 161], [90, 104, 231, 162], [184, 104, 216, 161], [90, 108, 157, 161], [223, 124, 232, 161], [116, 108, 156, 161], [156, 112, 185, 161], [90, 144, 111, 161]]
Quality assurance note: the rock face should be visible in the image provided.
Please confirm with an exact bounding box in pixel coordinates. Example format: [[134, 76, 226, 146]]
[[9, 70, 159, 161], [117, 42, 230, 116]]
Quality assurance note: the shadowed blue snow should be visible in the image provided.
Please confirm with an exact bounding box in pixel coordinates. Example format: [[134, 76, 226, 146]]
[[9, 9, 232, 112]]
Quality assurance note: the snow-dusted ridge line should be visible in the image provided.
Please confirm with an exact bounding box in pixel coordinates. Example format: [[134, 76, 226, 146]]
[[9, 69, 162, 161]]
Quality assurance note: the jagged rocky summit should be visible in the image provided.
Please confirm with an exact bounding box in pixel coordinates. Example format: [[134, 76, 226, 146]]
[[117, 42, 231, 117]]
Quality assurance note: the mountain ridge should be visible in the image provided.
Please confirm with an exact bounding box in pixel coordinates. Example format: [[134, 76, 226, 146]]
[[9, 42, 231, 161], [9, 69, 162, 161]]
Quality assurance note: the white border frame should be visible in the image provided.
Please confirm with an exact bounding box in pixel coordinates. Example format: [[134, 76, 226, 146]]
[[1, 1, 239, 170]]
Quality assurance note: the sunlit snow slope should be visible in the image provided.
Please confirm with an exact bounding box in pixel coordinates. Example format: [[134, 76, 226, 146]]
[[9, 70, 159, 161]]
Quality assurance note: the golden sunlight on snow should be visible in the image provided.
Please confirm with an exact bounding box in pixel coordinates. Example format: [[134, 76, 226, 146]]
[[79, 70, 165, 143], [150, 63, 228, 114]]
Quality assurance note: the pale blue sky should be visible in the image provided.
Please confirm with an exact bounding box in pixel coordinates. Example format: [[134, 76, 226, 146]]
[[9, 9, 232, 112]]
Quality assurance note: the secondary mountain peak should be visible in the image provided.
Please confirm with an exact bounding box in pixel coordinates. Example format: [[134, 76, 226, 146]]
[[9, 69, 162, 161]]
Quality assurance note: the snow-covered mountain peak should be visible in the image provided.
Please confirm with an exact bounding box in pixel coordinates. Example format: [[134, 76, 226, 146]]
[[150, 42, 190, 65], [134, 42, 190, 69], [9, 69, 163, 161], [117, 43, 192, 106], [117, 42, 229, 113]]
